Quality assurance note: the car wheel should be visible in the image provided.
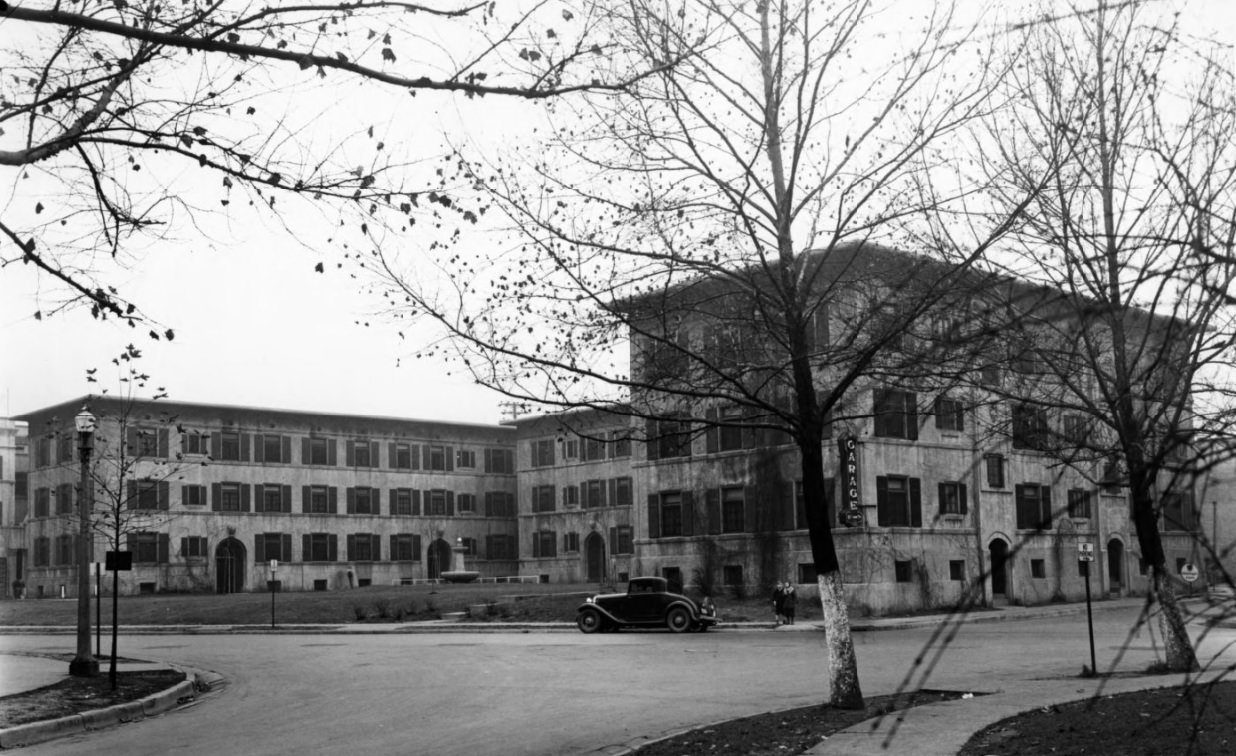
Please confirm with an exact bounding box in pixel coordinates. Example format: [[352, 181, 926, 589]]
[[666, 606, 691, 633], [577, 609, 602, 634]]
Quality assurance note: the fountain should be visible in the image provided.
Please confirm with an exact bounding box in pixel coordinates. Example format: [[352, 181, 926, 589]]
[[440, 537, 479, 583]]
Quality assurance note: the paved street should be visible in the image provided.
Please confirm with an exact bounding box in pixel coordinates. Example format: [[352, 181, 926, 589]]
[[3, 605, 1233, 756]]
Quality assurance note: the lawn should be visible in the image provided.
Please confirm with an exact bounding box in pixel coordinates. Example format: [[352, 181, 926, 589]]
[[0, 584, 790, 626]]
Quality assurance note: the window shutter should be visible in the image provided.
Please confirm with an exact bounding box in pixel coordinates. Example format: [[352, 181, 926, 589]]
[[446, 491, 455, 516], [745, 484, 760, 532], [423, 445, 432, 469], [347, 488, 356, 514], [281, 436, 291, 464], [127, 532, 137, 552], [645, 420, 660, 461], [328, 487, 338, 514], [126, 427, 138, 456], [647, 495, 661, 539], [388, 443, 396, 468], [390, 489, 398, 514], [373, 488, 382, 516], [302, 534, 312, 561], [302, 486, 311, 513], [180, 537, 189, 558], [282, 485, 292, 513], [282, 534, 291, 561], [706, 490, 721, 535], [876, 477, 890, 526], [682, 491, 695, 536], [347, 534, 356, 560], [346, 441, 355, 467], [609, 527, 618, 554], [414, 534, 422, 559], [484, 448, 493, 473], [211, 482, 222, 512], [871, 390, 883, 437], [909, 478, 922, 527], [328, 534, 338, 562], [327, 439, 337, 466], [705, 407, 718, 453], [410, 444, 419, 470], [238, 484, 249, 512], [959, 484, 968, 515], [906, 393, 919, 440], [240, 433, 250, 461], [302, 437, 311, 464], [390, 534, 398, 560], [255, 485, 266, 513], [1040, 486, 1052, 530], [532, 533, 540, 559], [412, 490, 421, 516], [254, 434, 265, 463], [182, 485, 191, 508], [158, 534, 170, 564], [937, 482, 947, 516], [157, 481, 169, 510], [445, 446, 454, 471], [255, 534, 266, 563], [158, 428, 169, 458]]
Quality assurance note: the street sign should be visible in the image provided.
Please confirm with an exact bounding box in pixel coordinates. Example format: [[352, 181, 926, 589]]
[[1180, 563, 1200, 583], [1078, 543, 1094, 562]]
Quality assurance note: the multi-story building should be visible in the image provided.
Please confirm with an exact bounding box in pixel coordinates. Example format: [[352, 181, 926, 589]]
[[0, 418, 29, 598], [17, 398, 518, 596]]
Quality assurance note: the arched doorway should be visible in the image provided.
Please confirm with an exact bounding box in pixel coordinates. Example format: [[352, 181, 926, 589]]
[[426, 539, 451, 580], [1107, 538, 1124, 595], [989, 538, 1009, 603], [585, 532, 606, 583], [215, 538, 246, 594]]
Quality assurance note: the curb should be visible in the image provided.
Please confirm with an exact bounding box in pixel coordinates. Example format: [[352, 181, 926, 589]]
[[0, 668, 200, 749]]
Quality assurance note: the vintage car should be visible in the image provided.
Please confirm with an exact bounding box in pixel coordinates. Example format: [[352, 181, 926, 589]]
[[576, 576, 718, 633]]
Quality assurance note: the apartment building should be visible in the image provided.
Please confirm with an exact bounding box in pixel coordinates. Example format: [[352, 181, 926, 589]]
[[0, 418, 28, 598]]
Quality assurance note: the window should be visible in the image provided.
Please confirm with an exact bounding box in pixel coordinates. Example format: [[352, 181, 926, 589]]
[[181, 431, 208, 456], [583, 436, 605, 461], [33, 536, 50, 566], [55, 534, 75, 565], [1010, 338, 1041, 374], [183, 485, 206, 507], [659, 492, 684, 537], [457, 493, 476, 514], [609, 432, 631, 459], [611, 477, 633, 508], [57, 434, 74, 464], [563, 438, 579, 460], [530, 439, 555, 468], [873, 389, 918, 440], [938, 482, 967, 516], [255, 533, 291, 563], [1101, 460, 1124, 494], [219, 430, 244, 461], [56, 483, 74, 514], [1011, 403, 1051, 451], [219, 483, 242, 512], [723, 565, 744, 587], [426, 489, 451, 516], [584, 479, 607, 509], [648, 416, 692, 460], [349, 487, 378, 515], [1067, 489, 1092, 519], [1161, 492, 1195, 532], [612, 525, 633, 555], [258, 484, 290, 514], [35, 436, 51, 468], [181, 536, 208, 558], [1062, 415, 1090, 446], [456, 449, 476, 468], [949, 560, 965, 581], [876, 476, 922, 527], [306, 437, 335, 466], [721, 487, 745, 533], [129, 479, 166, 510], [348, 533, 380, 562], [980, 364, 1001, 386], [798, 563, 818, 585], [304, 533, 338, 562], [485, 491, 516, 517], [133, 428, 160, 457], [984, 454, 1006, 489], [391, 534, 422, 562], [392, 489, 416, 516], [532, 530, 557, 558], [794, 478, 839, 530], [306, 485, 332, 514], [1030, 559, 1046, 578], [894, 560, 913, 583], [392, 442, 415, 470], [484, 448, 514, 474], [487, 534, 517, 560], [562, 485, 579, 508], [351, 440, 374, 468], [427, 444, 450, 471], [259, 434, 288, 464], [934, 396, 964, 432], [1015, 483, 1053, 531], [718, 405, 745, 451], [563, 532, 580, 553], [131, 532, 165, 564], [34, 487, 50, 518], [532, 485, 556, 513]]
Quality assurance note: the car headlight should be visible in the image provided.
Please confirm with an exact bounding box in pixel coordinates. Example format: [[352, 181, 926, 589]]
[[585, 596, 594, 604]]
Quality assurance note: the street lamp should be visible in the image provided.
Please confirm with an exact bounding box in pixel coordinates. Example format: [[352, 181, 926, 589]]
[[70, 405, 99, 677]]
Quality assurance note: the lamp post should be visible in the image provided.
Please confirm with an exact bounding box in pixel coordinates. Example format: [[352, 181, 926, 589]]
[[70, 406, 99, 677]]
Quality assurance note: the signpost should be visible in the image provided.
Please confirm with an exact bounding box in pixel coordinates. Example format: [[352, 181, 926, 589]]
[[1180, 562, 1199, 598], [1078, 542, 1097, 676], [268, 559, 279, 628]]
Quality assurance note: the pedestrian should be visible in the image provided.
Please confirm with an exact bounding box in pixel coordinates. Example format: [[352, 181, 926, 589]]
[[772, 581, 786, 625], [782, 582, 797, 625]]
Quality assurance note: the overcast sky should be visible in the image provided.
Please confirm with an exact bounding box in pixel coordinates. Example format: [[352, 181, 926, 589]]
[[2, 0, 1232, 425]]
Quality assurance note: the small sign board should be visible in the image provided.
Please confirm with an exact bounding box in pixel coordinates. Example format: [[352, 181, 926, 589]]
[[1180, 563, 1200, 583], [1078, 543, 1094, 561], [269, 559, 278, 573], [105, 551, 132, 571]]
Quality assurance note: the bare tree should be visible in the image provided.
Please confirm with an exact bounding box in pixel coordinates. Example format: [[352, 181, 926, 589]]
[[367, 0, 1040, 708], [1, 0, 674, 328], [975, 0, 1236, 673]]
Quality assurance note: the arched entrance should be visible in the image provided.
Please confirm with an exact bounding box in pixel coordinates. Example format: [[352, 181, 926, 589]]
[[989, 538, 1009, 603], [215, 538, 246, 594], [426, 539, 451, 580], [1107, 538, 1124, 595], [585, 532, 606, 583]]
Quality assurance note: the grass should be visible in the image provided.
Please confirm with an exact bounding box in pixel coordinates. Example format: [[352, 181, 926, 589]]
[[0, 584, 800, 626]]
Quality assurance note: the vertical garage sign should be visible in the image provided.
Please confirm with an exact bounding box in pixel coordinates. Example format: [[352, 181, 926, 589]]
[[839, 435, 864, 527]]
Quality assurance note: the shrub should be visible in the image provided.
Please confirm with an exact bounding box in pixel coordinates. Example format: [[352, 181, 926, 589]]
[[374, 599, 391, 619], [352, 605, 368, 621]]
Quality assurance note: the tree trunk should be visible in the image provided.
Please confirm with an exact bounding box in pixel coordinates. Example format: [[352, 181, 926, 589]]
[[1152, 567, 1198, 672], [817, 570, 864, 709]]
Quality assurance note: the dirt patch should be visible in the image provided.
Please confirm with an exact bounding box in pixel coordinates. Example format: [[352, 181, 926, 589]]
[[632, 689, 968, 756], [960, 680, 1236, 756], [0, 670, 186, 728]]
